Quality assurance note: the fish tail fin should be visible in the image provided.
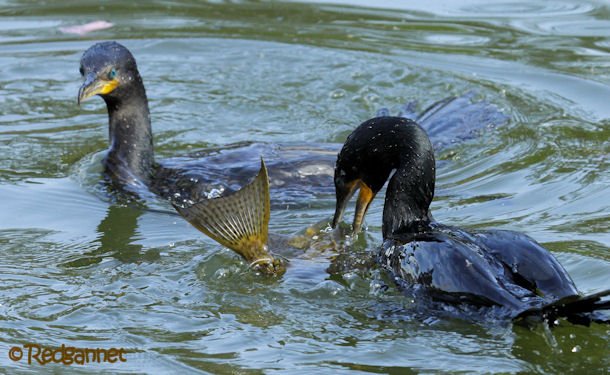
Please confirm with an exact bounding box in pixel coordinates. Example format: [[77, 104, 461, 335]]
[[518, 289, 610, 326], [174, 159, 284, 275]]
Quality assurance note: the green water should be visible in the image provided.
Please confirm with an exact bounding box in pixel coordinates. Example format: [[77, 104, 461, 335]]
[[1, 0, 609, 373]]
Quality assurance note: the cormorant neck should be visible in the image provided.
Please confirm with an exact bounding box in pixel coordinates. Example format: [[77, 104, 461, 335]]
[[382, 141, 436, 239], [103, 77, 154, 187]]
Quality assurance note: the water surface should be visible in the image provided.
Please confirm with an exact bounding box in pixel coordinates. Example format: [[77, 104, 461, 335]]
[[0, 0, 609, 373]]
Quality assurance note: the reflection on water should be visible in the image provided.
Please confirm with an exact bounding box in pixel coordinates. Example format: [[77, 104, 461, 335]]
[[0, 0, 609, 373], [63, 205, 159, 268]]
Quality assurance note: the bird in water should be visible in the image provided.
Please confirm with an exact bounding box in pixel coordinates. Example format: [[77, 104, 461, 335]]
[[331, 116, 609, 323], [77, 41, 299, 274], [77, 41, 508, 276]]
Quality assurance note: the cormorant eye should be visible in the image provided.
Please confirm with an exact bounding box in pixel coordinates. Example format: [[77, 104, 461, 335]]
[[79, 66, 84, 76], [107, 68, 117, 79]]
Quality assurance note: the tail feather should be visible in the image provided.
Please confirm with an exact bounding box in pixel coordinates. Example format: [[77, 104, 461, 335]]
[[414, 92, 509, 149], [174, 159, 284, 275], [518, 289, 610, 325]]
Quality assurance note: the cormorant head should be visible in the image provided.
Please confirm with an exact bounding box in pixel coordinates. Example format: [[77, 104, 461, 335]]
[[331, 117, 435, 235], [78, 41, 141, 105]]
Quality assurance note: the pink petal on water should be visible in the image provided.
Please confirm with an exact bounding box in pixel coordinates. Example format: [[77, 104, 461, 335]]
[[59, 21, 113, 36]]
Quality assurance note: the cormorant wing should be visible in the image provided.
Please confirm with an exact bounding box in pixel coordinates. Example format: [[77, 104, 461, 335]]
[[473, 230, 580, 302]]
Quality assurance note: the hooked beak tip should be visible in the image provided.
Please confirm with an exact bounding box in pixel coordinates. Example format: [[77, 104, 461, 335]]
[[332, 179, 360, 232], [331, 205, 344, 230], [77, 83, 88, 106], [77, 72, 99, 107]]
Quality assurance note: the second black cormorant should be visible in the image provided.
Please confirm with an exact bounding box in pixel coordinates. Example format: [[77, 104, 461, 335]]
[[332, 116, 609, 322]]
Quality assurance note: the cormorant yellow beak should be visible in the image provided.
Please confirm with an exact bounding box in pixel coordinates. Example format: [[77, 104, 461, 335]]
[[352, 182, 375, 234], [332, 179, 376, 235], [78, 72, 119, 105]]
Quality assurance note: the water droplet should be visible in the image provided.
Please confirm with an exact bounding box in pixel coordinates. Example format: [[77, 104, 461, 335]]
[[214, 268, 229, 279], [329, 89, 346, 99], [206, 187, 225, 199]]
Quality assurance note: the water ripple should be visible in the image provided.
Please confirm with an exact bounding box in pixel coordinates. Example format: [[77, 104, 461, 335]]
[[0, 1, 609, 373]]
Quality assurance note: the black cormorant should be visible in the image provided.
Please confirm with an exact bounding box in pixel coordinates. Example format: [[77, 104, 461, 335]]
[[78, 41, 291, 273], [332, 116, 609, 322]]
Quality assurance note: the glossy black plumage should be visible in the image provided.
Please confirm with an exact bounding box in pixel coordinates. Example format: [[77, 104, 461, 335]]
[[333, 117, 609, 321]]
